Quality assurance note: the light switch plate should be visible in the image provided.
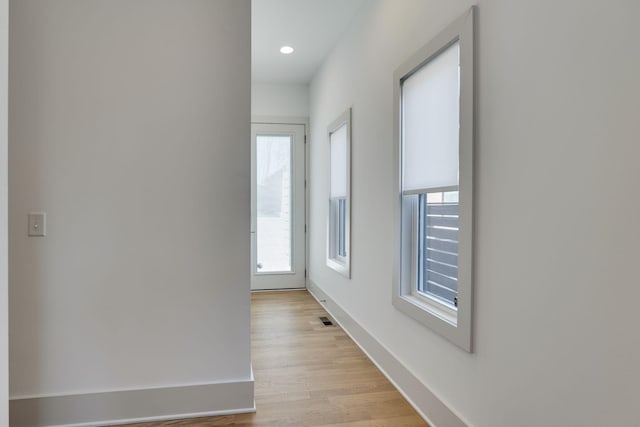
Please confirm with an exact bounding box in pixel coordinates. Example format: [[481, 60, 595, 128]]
[[28, 212, 46, 237]]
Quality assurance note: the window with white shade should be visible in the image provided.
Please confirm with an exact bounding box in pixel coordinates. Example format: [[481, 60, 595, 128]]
[[327, 109, 351, 277], [392, 8, 475, 352]]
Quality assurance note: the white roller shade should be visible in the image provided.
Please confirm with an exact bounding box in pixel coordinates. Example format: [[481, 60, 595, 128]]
[[402, 41, 460, 191], [330, 123, 348, 198]]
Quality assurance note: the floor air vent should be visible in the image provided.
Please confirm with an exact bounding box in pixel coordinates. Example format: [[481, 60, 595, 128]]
[[319, 316, 335, 326]]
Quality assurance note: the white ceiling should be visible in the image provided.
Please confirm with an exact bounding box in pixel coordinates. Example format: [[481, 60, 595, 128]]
[[252, 0, 367, 84]]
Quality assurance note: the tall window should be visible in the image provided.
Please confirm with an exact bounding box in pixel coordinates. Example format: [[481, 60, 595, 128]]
[[393, 8, 475, 351], [327, 109, 351, 277]]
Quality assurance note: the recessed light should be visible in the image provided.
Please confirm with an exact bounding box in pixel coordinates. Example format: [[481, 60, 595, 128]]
[[280, 46, 294, 55]]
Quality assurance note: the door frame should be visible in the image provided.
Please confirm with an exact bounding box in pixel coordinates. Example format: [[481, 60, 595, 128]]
[[251, 116, 309, 290]]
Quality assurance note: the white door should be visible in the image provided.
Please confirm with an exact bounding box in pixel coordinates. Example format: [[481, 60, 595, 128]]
[[251, 123, 306, 290]]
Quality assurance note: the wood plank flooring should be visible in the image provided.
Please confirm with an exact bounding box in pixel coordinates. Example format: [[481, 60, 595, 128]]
[[117, 290, 428, 427]]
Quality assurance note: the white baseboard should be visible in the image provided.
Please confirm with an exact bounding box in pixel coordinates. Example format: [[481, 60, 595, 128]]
[[307, 280, 467, 427], [10, 379, 255, 427]]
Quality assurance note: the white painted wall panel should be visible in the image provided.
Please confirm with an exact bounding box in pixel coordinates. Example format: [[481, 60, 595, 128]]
[[252, 82, 309, 118], [309, 1, 640, 425], [9, 0, 251, 398]]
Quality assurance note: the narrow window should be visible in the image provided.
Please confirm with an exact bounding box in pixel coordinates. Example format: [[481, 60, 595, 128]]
[[392, 8, 475, 351], [327, 108, 351, 278], [338, 198, 346, 258]]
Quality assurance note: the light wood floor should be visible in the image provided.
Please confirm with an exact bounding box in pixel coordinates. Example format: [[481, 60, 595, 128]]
[[118, 290, 428, 427]]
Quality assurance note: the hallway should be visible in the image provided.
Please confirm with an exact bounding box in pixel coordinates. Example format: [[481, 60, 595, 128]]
[[120, 291, 427, 426]]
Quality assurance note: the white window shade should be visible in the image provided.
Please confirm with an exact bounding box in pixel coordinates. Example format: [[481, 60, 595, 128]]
[[402, 41, 460, 191], [330, 124, 348, 198]]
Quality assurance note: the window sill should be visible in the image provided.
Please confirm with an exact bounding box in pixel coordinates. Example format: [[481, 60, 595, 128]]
[[407, 293, 457, 326], [327, 257, 350, 278], [392, 290, 470, 351]]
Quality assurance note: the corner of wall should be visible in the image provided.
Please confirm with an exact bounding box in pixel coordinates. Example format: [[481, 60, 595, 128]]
[[0, 0, 8, 423]]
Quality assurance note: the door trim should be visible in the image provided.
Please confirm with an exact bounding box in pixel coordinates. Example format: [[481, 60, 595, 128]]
[[250, 121, 307, 290], [252, 116, 309, 292]]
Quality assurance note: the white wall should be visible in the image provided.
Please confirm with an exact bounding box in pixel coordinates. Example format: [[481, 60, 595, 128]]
[[9, 0, 251, 416], [0, 0, 8, 424], [252, 82, 309, 119], [309, 1, 640, 426]]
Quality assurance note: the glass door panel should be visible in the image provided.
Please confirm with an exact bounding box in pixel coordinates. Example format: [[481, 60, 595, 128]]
[[256, 135, 292, 273]]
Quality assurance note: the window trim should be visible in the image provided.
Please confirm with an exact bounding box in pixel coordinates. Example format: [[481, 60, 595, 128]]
[[392, 7, 475, 352], [327, 108, 352, 278]]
